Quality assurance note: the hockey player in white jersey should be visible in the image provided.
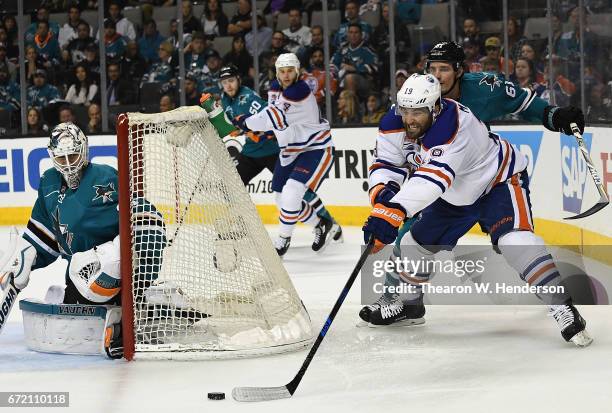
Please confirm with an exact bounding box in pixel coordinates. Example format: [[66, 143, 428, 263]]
[[362, 73, 592, 347], [232, 53, 338, 255]]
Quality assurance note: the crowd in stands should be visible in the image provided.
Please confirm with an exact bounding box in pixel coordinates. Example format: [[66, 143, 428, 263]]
[[1, 0, 612, 135]]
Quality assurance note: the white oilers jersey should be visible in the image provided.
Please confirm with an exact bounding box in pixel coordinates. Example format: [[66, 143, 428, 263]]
[[373, 99, 528, 216], [245, 79, 332, 165]]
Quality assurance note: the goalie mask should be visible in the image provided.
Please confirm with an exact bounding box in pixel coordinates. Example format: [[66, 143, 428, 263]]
[[48, 122, 89, 189]]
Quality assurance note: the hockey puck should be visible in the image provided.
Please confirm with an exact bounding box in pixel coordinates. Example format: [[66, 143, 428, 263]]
[[207, 392, 225, 401]]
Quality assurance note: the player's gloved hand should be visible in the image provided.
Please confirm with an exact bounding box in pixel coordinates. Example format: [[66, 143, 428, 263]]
[[199, 93, 218, 113], [0, 229, 37, 290], [363, 201, 406, 254], [546, 105, 585, 135], [231, 114, 252, 132], [369, 181, 401, 206], [246, 130, 274, 143]]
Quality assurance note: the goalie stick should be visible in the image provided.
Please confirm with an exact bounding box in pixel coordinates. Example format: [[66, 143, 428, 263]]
[[232, 238, 375, 402], [564, 123, 609, 220], [0, 276, 19, 335]]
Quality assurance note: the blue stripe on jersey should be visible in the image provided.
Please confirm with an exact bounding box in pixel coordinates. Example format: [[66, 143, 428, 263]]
[[378, 107, 404, 132], [412, 173, 446, 192], [287, 130, 324, 147], [369, 163, 408, 178], [505, 147, 516, 182], [282, 80, 311, 102], [266, 109, 279, 130], [428, 160, 456, 178], [421, 99, 459, 150]]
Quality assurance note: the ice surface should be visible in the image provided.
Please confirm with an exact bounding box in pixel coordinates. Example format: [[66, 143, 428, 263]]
[[1, 226, 611, 413]]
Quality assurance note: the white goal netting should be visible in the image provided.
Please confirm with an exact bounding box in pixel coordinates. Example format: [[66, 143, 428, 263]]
[[119, 106, 313, 359]]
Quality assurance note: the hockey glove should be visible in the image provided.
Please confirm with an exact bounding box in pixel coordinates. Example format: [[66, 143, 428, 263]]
[[544, 105, 585, 135], [369, 181, 401, 206], [231, 114, 252, 133], [363, 201, 406, 254], [0, 229, 37, 290]]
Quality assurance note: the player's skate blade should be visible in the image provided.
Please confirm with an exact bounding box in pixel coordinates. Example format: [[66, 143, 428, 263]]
[[549, 304, 593, 347], [332, 222, 343, 243]]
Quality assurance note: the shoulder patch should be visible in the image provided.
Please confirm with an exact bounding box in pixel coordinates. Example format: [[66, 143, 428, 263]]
[[378, 107, 404, 135], [282, 80, 311, 102], [421, 99, 459, 150]]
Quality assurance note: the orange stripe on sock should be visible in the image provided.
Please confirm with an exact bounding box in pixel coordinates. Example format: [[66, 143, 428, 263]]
[[527, 262, 556, 285]]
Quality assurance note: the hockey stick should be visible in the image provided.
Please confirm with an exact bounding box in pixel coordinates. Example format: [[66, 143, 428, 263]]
[[232, 238, 375, 402], [564, 123, 609, 220], [0, 276, 19, 335]]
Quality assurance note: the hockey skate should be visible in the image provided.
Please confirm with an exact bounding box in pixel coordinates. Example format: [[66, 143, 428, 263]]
[[358, 294, 425, 328], [312, 217, 342, 252], [274, 236, 291, 257], [549, 303, 593, 347]]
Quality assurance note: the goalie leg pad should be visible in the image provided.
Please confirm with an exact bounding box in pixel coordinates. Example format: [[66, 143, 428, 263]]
[[19, 299, 121, 356]]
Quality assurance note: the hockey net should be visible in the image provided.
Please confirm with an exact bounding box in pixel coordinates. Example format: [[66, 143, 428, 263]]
[[116, 106, 313, 360]]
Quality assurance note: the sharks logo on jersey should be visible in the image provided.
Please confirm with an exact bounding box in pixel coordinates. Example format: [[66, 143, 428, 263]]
[[478, 74, 502, 92], [52, 208, 74, 255], [92, 183, 116, 203], [238, 94, 248, 105]]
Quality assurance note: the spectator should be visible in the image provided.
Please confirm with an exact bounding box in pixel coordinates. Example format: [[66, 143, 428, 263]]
[[270, 31, 289, 56], [58, 105, 76, 124], [87, 103, 102, 133], [371, 3, 411, 89], [282, 9, 311, 54], [103, 19, 127, 60], [227, 0, 253, 36], [182, 0, 204, 35], [139, 20, 166, 64], [27, 69, 61, 110], [331, 24, 378, 97], [59, 4, 91, 49], [549, 13, 564, 54], [184, 32, 211, 77], [83, 43, 101, 81], [480, 56, 500, 73], [30, 21, 61, 65], [142, 41, 176, 86], [159, 94, 176, 112], [25, 6, 60, 44], [479, 37, 513, 76], [555, 6, 601, 80], [122, 41, 147, 83], [586, 81, 612, 122], [0, 62, 19, 114], [462, 37, 483, 73], [394, 69, 409, 90], [304, 47, 337, 104], [507, 16, 528, 63], [332, 0, 372, 49], [105, 0, 137, 41], [26, 107, 49, 135], [462, 17, 485, 54], [65, 62, 99, 106], [539, 63, 576, 106], [185, 73, 202, 105], [167, 19, 187, 50], [0, 27, 18, 61], [3, 16, 18, 52], [201, 0, 229, 36], [246, 15, 273, 56], [200, 50, 223, 96], [258, 53, 279, 98], [509, 58, 542, 91], [0, 43, 16, 81], [520, 43, 544, 81], [107, 61, 137, 105], [64, 21, 95, 66], [335, 89, 360, 124], [24, 46, 47, 85], [223, 35, 252, 78], [297, 25, 324, 67], [362, 93, 385, 125]]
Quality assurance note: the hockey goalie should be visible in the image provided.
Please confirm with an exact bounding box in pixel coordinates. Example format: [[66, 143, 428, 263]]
[[0, 122, 166, 358]]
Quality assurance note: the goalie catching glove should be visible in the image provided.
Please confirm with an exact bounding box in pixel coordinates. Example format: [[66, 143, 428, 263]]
[[363, 201, 407, 254], [0, 227, 37, 290], [68, 236, 121, 303]]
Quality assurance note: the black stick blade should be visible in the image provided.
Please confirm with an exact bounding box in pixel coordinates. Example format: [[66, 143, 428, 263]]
[[232, 385, 292, 402], [564, 200, 609, 220]]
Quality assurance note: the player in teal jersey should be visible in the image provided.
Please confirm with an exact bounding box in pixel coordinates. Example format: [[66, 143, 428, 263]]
[[0, 123, 166, 308]]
